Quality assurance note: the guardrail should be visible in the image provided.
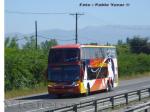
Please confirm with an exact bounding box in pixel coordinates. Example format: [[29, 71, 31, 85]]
[[45, 87, 150, 112], [124, 101, 150, 112]]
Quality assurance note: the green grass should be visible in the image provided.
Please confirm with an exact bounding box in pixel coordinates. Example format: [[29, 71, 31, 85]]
[[119, 72, 150, 80], [5, 86, 47, 99]]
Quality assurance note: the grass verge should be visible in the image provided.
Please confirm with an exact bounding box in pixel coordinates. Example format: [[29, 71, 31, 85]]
[[119, 72, 150, 80], [5, 85, 47, 99]]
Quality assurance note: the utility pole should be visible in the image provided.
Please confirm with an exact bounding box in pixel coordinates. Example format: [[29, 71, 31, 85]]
[[70, 13, 84, 44], [35, 21, 37, 49]]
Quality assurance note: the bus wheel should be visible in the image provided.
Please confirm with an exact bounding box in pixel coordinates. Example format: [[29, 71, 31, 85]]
[[86, 83, 90, 96], [106, 82, 113, 92]]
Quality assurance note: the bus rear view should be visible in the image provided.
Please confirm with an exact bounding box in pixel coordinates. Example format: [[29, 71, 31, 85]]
[[47, 44, 118, 96]]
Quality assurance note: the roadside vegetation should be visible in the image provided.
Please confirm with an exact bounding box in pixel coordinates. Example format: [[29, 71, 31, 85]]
[[5, 36, 57, 99], [117, 36, 150, 78], [5, 36, 150, 99]]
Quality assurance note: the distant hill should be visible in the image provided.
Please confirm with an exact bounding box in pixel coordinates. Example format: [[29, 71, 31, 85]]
[[5, 25, 150, 45]]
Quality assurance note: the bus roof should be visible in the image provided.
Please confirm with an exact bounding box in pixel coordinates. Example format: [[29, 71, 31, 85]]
[[81, 45, 116, 48], [52, 44, 115, 49], [52, 44, 81, 49]]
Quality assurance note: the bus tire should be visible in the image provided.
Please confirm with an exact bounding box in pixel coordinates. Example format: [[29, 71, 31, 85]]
[[86, 83, 90, 96], [106, 82, 113, 92]]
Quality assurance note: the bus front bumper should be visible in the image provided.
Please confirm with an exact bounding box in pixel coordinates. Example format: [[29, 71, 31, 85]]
[[48, 85, 80, 95]]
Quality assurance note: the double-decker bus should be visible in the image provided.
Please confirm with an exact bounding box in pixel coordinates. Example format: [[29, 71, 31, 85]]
[[47, 44, 118, 96]]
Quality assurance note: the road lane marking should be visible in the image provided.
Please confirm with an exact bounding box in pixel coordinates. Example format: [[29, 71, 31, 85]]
[[5, 100, 40, 107], [80, 97, 95, 101], [114, 90, 128, 94], [142, 85, 150, 89], [25, 106, 52, 112]]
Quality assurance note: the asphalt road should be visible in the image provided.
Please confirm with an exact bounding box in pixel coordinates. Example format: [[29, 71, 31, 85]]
[[5, 77, 150, 112]]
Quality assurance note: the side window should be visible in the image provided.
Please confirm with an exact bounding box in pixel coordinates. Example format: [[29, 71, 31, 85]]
[[81, 48, 94, 59], [97, 67, 108, 78], [100, 48, 106, 58], [81, 47, 117, 59], [81, 48, 85, 59], [111, 48, 117, 58], [101, 48, 117, 58], [94, 48, 99, 58], [87, 67, 108, 79], [87, 67, 96, 80], [106, 48, 117, 58]]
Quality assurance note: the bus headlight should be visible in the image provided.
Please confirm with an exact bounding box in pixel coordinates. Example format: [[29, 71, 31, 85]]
[[72, 82, 79, 87]]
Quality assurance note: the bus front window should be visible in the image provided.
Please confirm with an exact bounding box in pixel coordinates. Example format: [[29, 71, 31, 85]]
[[49, 49, 63, 63], [48, 66, 80, 82], [49, 48, 80, 63], [64, 49, 79, 62]]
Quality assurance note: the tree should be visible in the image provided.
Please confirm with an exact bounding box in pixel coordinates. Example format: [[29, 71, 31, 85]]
[[126, 37, 130, 44], [40, 39, 58, 53], [5, 37, 19, 49], [128, 36, 150, 54], [23, 36, 40, 50], [5, 37, 10, 48], [117, 40, 123, 45]]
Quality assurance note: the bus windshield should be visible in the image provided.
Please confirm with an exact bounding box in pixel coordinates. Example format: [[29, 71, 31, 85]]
[[48, 48, 80, 63]]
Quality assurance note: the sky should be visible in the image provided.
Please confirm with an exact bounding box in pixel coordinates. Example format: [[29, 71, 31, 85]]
[[5, 0, 150, 34]]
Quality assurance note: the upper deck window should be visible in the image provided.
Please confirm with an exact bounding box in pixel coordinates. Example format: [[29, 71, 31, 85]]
[[81, 47, 117, 59], [48, 48, 80, 63]]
